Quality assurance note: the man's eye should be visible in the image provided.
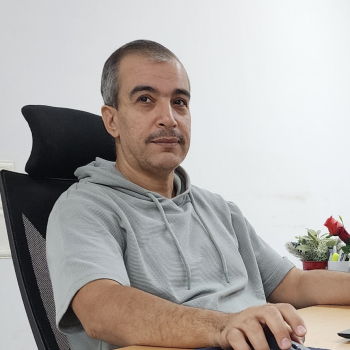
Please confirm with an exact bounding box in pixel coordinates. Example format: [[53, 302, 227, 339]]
[[174, 99, 187, 106], [138, 96, 151, 103]]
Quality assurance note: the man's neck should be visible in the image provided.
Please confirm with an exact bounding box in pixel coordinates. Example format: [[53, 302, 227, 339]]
[[116, 162, 176, 199]]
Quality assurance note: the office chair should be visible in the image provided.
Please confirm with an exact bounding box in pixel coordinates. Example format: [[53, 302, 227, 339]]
[[0, 105, 115, 350]]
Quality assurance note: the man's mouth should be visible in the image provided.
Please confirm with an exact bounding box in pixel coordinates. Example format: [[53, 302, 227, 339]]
[[151, 137, 180, 145]]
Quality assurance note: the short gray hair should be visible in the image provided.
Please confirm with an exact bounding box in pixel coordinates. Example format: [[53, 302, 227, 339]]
[[101, 39, 183, 109]]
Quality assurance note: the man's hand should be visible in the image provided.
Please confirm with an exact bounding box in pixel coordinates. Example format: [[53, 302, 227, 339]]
[[72, 279, 306, 349], [214, 303, 306, 350]]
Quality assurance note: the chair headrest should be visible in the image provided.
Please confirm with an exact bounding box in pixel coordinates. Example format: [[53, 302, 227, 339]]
[[23, 105, 116, 179]]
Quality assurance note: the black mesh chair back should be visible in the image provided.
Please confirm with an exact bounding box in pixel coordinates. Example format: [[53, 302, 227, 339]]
[[0, 105, 115, 350], [0, 172, 75, 349]]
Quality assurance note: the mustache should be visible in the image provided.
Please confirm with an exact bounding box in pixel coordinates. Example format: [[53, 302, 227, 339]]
[[145, 130, 186, 144]]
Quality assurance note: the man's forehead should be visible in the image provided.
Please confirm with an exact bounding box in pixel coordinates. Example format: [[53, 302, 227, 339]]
[[118, 54, 190, 92]]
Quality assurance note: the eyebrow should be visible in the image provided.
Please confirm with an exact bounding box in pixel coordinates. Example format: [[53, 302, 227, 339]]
[[129, 85, 191, 100], [129, 85, 157, 99], [174, 88, 191, 99]]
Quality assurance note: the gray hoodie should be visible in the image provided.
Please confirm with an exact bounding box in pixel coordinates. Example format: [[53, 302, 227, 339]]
[[46, 157, 294, 350]]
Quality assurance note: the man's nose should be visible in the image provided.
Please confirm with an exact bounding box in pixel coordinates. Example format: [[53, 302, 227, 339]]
[[157, 101, 177, 128]]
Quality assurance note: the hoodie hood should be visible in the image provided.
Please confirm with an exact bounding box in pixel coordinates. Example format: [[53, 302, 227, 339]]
[[74, 157, 229, 289], [75, 157, 191, 201]]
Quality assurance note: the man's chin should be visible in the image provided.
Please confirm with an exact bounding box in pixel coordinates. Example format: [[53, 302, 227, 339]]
[[146, 156, 185, 174]]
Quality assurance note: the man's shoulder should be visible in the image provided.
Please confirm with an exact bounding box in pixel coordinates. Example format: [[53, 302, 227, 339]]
[[55, 180, 105, 201], [191, 184, 230, 203], [191, 185, 243, 217], [51, 179, 119, 219]]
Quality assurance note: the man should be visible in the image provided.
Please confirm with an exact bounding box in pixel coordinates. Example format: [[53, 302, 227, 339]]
[[46, 40, 350, 350]]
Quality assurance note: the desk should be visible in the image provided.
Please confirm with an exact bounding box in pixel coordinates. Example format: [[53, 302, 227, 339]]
[[124, 305, 349, 350], [297, 305, 350, 349]]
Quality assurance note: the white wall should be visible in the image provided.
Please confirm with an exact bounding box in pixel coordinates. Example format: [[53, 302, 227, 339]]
[[1, 1, 350, 348]]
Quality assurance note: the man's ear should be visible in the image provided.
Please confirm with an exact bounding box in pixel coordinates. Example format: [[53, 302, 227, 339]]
[[101, 105, 119, 138]]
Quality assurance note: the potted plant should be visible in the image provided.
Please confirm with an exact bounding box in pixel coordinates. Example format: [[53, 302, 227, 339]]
[[285, 228, 338, 270]]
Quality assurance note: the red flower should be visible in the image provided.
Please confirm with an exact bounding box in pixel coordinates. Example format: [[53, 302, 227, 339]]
[[324, 216, 343, 234], [324, 216, 350, 245]]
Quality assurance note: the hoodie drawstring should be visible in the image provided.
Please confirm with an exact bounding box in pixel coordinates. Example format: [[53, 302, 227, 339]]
[[189, 192, 230, 284], [147, 192, 192, 289], [146, 191, 229, 290]]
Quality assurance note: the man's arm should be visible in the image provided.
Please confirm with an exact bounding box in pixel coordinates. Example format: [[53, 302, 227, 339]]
[[267, 267, 350, 308], [72, 279, 306, 350]]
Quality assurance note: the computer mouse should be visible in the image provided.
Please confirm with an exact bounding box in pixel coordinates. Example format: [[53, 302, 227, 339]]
[[265, 331, 311, 350]]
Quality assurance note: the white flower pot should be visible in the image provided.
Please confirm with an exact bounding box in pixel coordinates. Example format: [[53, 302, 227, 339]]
[[327, 261, 350, 272]]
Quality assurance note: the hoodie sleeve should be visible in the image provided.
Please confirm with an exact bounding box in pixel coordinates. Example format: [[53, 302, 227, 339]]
[[46, 183, 130, 335], [228, 201, 294, 298]]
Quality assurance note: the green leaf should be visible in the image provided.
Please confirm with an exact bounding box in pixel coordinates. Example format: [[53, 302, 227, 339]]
[[341, 245, 350, 255], [322, 239, 336, 247], [339, 215, 344, 225], [307, 228, 317, 236], [302, 236, 312, 241], [308, 232, 318, 243]]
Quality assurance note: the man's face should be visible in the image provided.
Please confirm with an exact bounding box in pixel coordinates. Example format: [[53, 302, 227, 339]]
[[111, 54, 191, 177]]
